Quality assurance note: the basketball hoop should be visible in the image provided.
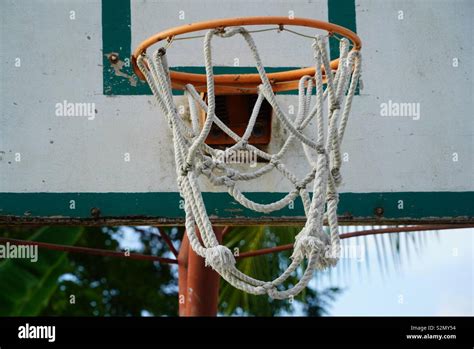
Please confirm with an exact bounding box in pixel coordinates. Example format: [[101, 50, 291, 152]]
[[132, 16, 361, 94], [133, 16, 362, 299]]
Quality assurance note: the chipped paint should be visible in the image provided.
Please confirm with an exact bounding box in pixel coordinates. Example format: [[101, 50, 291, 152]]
[[105, 52, 137, 87]]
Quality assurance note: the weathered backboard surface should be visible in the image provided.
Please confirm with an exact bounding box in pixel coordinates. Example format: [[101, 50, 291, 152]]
[[1, 0, 473, 225]]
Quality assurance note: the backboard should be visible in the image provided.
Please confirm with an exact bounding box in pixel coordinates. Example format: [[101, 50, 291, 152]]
[[1, 0, 472, 225]]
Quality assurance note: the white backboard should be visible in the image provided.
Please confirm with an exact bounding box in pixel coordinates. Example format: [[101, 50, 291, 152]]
[[1, 0, 472, 224]]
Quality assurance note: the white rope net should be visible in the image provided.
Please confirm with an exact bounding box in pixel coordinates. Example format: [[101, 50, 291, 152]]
[[137, 27, 362, 299]]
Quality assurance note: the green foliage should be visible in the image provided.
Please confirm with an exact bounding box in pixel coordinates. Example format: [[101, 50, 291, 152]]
[[0, 226, 84, 316], [41, 227, 181, 316]]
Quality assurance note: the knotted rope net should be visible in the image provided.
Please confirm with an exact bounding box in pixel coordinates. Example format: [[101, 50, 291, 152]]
[[137, 26, 361, 299]]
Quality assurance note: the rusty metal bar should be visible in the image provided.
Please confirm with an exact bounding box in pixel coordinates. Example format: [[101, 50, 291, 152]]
[[157, 228, 179, 258], [0, 237, 178, 264], [236, 224, 474, 259], [134, 226, 179, 258], [2, 216, 473, 226]]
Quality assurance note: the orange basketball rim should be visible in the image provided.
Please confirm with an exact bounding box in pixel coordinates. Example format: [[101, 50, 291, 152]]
[[132, 16, 362, 94]]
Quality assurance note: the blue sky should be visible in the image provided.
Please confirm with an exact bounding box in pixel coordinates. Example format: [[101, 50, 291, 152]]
[[317, 228, 473, 316]]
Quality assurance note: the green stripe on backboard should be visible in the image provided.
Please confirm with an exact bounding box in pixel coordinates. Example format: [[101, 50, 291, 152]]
[[1, 192, 473, 223], [328, 0, 357, 60], [328, 0, 359, 94], [102, 0, 139, 95], [102, 0, 358, 96]]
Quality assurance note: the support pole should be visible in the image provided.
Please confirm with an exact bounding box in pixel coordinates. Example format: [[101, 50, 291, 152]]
[[179, 227, 224, 317], [177, 234, 190, 316]]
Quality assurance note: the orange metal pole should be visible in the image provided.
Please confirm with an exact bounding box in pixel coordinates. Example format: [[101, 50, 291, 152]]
[[183, 227, 224, 317], [178, 234, 190, 316]]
